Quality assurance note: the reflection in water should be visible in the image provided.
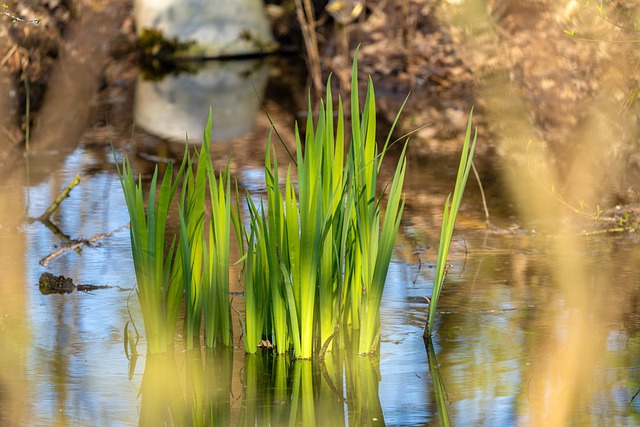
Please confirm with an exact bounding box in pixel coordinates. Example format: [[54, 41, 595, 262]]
[[134, 59, 271, 143], [137, 346, 386, 426], [364, 234, 636, 425], [385, 229, 640, 425], [138, 353, 183, 425], [425, 338, 451, 426], [138, 348, 234, 426]]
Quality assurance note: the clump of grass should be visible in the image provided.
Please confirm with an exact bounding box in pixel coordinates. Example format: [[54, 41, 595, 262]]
[[117, 109, 233, 353], [348, 65, 407, 355], [115, 145, 186, 354], [178, 110, 235, 349], [118, 56, 472, 357], [237, 51, 408, 358]]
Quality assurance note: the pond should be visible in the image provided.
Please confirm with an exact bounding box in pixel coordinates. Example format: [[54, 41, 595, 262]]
[[3, 5, 640, 426]]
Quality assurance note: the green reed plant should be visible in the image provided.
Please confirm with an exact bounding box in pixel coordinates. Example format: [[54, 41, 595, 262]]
[[264, 148, 291, 353], [424, 110, 477, 337], [234, 145, 290, 355], [178, 147, 206, 349], [241, 198, 272, 354], [237, 53, 408, 359], [179, 110, 234, 349], [202, 113, 234, 347], [117, 109, 234, 353], [316, 87, 349, 355], [243, 97, 347, 359], [204, 159, 233, 347], [241, 140, 305, 355], [347, 62, 408, 354], [118, 57, 411, 357], [115, 148, 187, 354], [241, 145, 290, 354], [289, 103, 332, 359]]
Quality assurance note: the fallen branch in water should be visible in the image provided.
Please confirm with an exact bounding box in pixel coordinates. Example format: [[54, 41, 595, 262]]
[[40, 223, 130, 267], [37, 174, 81, 222]]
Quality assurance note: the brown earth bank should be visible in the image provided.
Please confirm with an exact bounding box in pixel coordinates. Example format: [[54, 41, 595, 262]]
[[0, 0, 70, 155], [0, 0, 484, 162], [2, 0, 640, 219], [0, 0, 135, 167]]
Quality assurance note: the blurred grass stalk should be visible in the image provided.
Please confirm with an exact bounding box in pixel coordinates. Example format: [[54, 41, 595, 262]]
[[424, 111, 477, 338]]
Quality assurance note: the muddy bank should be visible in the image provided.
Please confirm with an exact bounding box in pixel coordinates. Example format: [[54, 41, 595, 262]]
[[0, 1, 68, 159], [0, 0, 133, 178], [0, 0, 479, 159], [3, 0, 640, 213], [323, 1, 479, 156]]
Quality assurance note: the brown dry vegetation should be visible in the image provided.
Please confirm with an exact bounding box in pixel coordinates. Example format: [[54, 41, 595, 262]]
[[2, 0, 640, 210]]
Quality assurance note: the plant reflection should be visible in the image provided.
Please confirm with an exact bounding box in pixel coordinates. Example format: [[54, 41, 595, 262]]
[[425, 338, 450, 427], [138, 353, 184, 426], [136, 345, 387, 425], [137, 347, 234, 426]]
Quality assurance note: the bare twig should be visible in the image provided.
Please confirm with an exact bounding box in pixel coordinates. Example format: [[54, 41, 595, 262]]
[[37, 174, 81, 221], [294, 0, 323, 97], [1, 4, 42, 24], [471, 161, 490, 225], [40, 223, 130, 267], [0, 45, 16, 67]]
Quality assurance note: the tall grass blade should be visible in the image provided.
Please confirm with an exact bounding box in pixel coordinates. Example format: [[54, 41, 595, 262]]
[[202, 111, 233, 347], [179, 148, 206, 349], [424, 110, 477, 337]]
